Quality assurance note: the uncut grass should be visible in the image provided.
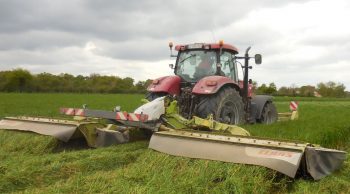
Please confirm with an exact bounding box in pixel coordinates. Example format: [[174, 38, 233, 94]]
[[245, 101, 350, 149], [0, 93, 349, 193], [0, 93, 144, 118]]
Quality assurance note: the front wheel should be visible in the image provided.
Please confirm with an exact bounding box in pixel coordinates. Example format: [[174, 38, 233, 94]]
[[260, 102, 278, 124], [195, 87, 245, 125]]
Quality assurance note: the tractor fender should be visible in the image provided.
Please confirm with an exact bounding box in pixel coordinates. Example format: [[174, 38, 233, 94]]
[[192, 76, 240, 94], [147, 75, 181, 96], [251, 95, 273, 119]]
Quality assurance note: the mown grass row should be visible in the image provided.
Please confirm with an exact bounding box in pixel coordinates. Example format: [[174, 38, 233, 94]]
[[0, 93, 349, 193]]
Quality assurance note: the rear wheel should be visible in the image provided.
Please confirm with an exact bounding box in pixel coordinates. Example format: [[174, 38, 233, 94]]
[[195, 87, 245, 125], [260, 102, 278, 124]]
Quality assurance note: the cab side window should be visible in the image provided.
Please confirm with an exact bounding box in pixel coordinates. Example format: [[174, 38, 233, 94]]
[[220, 52, 237, 81]]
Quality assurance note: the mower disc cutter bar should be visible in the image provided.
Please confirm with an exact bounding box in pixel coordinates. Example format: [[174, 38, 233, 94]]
[[149, 130, 346, 180]]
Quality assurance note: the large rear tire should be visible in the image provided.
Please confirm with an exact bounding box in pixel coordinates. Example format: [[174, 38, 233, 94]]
[[260, 102, 278, 124], [195, 87, 245, 125]]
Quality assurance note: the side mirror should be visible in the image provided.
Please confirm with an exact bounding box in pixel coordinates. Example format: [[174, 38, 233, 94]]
[[169, 64, 174, 69], [255, 54, 262, 64]]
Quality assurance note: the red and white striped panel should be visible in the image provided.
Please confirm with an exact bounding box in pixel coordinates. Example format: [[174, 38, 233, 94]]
[[74, 109, 85, 116], [289, 101, 299, 111], [60, 108, 85, 116], [116, 112, 149, 122], [116, 112, 128, 120]]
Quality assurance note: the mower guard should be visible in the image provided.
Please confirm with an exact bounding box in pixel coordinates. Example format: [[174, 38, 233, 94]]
[[0, 117, 128, 147], [149, 130, 346, 180], [0, 117, 79, 142]]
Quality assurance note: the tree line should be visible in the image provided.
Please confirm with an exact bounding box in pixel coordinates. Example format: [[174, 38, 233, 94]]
[[0, 69, 348, 97], [253, 82, 348, 98], [0, 69, 152, 93]]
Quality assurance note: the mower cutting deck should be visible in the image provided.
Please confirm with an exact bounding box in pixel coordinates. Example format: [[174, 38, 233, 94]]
[[0, 97, 346, 180], [149, 130, 346, 180]]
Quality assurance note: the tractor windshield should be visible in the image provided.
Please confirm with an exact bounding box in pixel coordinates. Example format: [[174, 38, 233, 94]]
[[176, 50, 217, 82]]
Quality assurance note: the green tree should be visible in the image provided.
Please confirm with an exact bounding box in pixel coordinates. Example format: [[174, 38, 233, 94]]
[[257, 83, 267, 94], [0, 71, 10, 91], [257, 83, 277, 95], [299, 85, 315, 97], [135, 79, 153, 93], [265, 83, 277, 95], [317, 81, 346, 97], [277, 86, 290, 96], [4, 69, 33, 92], [34, 72, 59, 92]]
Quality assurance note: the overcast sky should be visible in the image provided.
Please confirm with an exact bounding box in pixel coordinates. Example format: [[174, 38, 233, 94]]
[[0, 0, 349, 89]]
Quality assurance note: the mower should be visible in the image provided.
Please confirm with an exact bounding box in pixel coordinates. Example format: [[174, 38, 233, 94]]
[[0, 41, 346, 180]]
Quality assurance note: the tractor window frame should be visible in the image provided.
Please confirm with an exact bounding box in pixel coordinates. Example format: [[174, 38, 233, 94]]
[[220, 51, 238, 82], [175, 50, 217, 82]]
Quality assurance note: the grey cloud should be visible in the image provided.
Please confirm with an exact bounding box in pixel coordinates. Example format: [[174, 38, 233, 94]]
[[0, 0, 309, 41], [300, 34, 350, 47], [93, 39, 170, 61], [0, 0, 271, 60], [2, 0, 348, 89], [0, 30, 87, 50], [0, 47, 87, 66]]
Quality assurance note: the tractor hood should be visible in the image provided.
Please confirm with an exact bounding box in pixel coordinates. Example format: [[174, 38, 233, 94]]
[[147, 75, 181, 96], [192, 76, 239, 94]]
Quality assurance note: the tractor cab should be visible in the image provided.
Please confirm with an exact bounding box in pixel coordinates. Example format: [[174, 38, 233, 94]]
[[173, 42, 239, 83], [147, 41, 270, 125]]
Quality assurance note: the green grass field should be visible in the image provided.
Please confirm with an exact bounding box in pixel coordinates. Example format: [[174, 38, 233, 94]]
[[0, 93, 349, 193]]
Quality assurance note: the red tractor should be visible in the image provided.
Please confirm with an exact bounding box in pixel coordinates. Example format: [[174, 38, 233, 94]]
[[147, 41, 278, 124]]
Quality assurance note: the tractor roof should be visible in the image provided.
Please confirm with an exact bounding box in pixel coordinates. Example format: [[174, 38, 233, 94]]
[[175, 43, 239, 54]]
